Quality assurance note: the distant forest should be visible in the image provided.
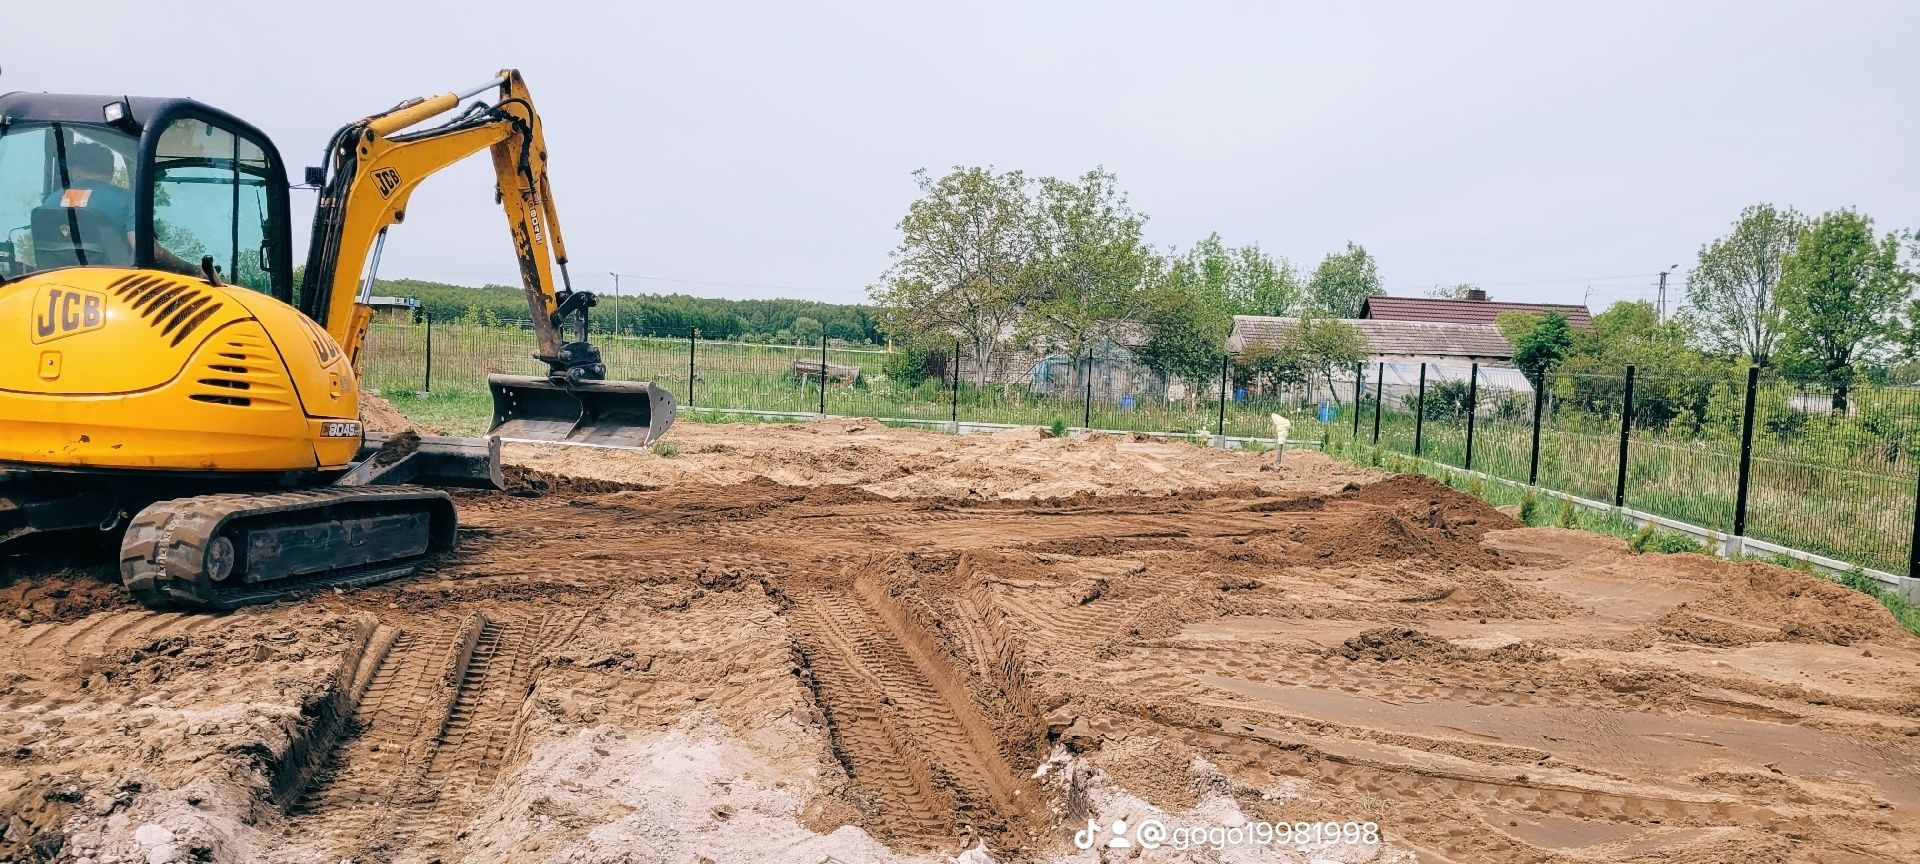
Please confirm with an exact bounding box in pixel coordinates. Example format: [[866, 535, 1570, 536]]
[[375, 278, 882, 344]]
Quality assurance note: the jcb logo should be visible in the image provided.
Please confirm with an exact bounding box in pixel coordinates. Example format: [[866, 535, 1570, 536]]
[[299, 316, 344, 368], [374, 168, 402, 198], [31, 286, 107, 344]]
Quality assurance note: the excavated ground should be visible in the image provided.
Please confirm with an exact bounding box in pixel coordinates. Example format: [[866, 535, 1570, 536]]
[[4, 413, 1920, 863]]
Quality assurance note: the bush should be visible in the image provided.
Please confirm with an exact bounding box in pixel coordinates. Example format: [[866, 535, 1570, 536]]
[[1519, 492, 1540, 525], [1049, 418, 1068, 438], [653, 442, 680, 458], [882, 342, 946, 388], [1555, 497, 1577, 528]]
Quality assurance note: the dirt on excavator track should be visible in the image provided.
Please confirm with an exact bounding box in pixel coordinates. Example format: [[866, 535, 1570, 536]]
[[4, 406, 1920, 863]]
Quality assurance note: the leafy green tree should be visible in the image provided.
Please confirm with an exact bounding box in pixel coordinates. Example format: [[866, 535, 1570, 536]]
[[1231, 243, 1302, 316], [1683, 204, 1804, 366], [1561, 301, 1731, 428], [871, 167, 1036, 384], [1777, 209, 1912, 410], [1305, 242, 1381, 317], [1236, 317, 1366, 404], [791, 315, 824, 345], [1022, 168, 1154, 374], [1139, 274, 1229, 394], [1426, 283, 1476, 299], [1511, 311, 1573, 386], [1162, 233, 1301, 318]]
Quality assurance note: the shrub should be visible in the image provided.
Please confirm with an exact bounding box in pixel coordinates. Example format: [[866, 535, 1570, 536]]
[[653, 442, 680, 458], [1049, 418, 1068, 438], [1519, 492, 1540, 525], [1555, 497, 1577, 528]]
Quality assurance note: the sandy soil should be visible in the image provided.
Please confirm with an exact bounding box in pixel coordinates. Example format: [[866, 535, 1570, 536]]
[[4, 416, 1919, 863]]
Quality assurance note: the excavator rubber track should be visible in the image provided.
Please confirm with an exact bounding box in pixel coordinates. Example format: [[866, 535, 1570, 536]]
[[120, 485, 457, 611]]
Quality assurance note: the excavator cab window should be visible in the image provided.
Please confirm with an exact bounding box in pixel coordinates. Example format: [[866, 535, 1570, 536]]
[[0, 121, 141, 278], [150, 118, 279, 293]]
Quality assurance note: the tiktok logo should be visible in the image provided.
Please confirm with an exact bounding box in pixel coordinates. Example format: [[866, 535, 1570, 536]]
[[1072, 818, 1135, 850]]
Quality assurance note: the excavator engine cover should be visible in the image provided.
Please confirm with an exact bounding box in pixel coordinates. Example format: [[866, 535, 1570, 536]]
[[487, 374, 676, 449]]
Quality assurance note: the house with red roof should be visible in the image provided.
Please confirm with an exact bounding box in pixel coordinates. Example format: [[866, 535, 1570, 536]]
[[1360, 288, 1592, 329]]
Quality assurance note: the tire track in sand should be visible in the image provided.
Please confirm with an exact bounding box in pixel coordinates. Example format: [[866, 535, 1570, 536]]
[[786, 573, 1043, 851], [288, 612, 545, 858]]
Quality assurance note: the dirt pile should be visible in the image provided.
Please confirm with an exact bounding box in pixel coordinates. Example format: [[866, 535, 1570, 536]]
[[356, 389, 418, 434], [5, 422, 1920, 863]]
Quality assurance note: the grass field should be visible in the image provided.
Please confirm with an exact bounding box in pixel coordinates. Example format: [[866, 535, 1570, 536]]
[[362, 321, 1919, 576]]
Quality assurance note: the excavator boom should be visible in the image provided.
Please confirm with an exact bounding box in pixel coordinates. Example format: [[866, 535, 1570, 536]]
[[300, 70, 674, 448]]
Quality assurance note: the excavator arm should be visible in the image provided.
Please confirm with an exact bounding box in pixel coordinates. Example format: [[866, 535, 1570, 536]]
[[299, 69, 673, 446]]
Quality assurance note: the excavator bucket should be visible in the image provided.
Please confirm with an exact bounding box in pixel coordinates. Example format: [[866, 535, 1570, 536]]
[[486, 374, 677, 449]]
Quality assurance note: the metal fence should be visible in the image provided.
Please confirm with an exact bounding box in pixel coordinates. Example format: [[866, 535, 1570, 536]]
[[360, 321, 1920, 577], [1333, 360, 1920, 578]]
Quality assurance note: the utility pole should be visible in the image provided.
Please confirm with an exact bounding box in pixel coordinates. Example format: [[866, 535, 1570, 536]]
[[1655, 264, 1678, 324], [607, 272, 622, 335]]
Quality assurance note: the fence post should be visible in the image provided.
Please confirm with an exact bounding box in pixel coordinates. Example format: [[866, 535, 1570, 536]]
[[951, 339, 961, 427], [1732, 366, 1760, 537], [687, 329, 697, 408], [1352, 362, 1363, 439], [1216, 353, 1230, 441], [1528, 375, 1545, 485], [1464, 362, 1479, 471], [1910, 457, 1920, 578], [1372, 362, 1385, 446], [422, 310, 433, 393], [1413, 363, 1428, 457], [1082, 346, 1094, 430], [1615, 364, 1635, 507]]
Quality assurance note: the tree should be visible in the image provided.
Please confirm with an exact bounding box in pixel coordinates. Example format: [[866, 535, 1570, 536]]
[[1683, 204, 1804, 366], [1231, 243, 1302, 316], [1511, 311, 1573, 386], [1426, 283, 1476, 299], [1559, 301, 1734, 429], [1305, 242, 1381, 317], [790, 316, 824, 345], [1022, 168, 1154, 374], [1234, 318, 1366, 405], [1776, 209, 1912, 410], [1162, 233, 1301, 318], [871, 167, 1037, 385], [1138, 270, 1230, 396]]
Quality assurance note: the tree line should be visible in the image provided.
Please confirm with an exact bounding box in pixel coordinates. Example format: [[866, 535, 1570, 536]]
[[370, 278, 883, 344], [869, 166, 1384, 388], [872, 166, 1920, 422]]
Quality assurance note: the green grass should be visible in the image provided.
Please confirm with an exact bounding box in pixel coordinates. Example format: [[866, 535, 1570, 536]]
[[380, 388, 491, 436]]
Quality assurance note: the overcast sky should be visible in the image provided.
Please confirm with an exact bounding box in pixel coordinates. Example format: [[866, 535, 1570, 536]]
[[6, 1, 1914, 311]]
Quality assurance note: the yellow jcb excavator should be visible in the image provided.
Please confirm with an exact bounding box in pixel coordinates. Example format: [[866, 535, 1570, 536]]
[[0, 70, 673, 610]]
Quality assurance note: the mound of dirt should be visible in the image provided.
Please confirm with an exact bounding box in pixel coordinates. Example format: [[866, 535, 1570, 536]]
[[1334, 626, 1553, 664]]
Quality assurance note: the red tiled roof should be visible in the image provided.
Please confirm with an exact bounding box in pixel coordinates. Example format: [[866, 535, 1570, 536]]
[[1360, 296, 1592, 328]]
